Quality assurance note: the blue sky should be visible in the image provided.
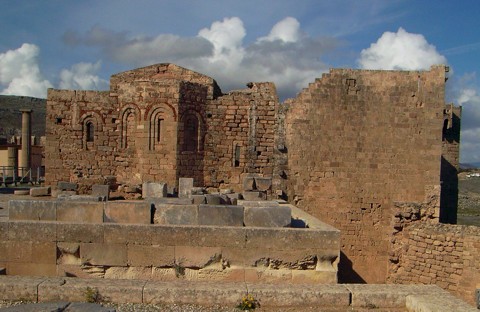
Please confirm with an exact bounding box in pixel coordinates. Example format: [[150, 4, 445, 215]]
[[1, 0, 479, 164]]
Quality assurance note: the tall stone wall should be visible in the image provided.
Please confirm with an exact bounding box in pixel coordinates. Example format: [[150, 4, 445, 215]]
[[389, 223, 480, 305], [204, 82, 279, 192], [285, 66, 450, 283]]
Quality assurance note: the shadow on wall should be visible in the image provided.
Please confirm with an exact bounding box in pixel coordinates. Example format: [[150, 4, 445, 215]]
[[338, 251, 366, 284], [440, 156, 458, 224]]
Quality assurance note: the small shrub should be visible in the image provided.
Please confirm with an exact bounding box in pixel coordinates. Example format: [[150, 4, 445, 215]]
[[236, 293, 260, 310], [173, 262, 185, 278], [84, 287, 102, 303]]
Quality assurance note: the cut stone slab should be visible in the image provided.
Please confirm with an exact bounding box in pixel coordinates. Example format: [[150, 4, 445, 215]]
[[243, 176, 255, 191], [255, 177, 272, 191], [191, 195, 206, 205], [198, 204, 244, 226], [243, 202, 291, 227], [8, 200, 56, 221], [56, 201, 104, 223], [150, 198, 194, 205], [92, 185, 110, 201], [104, 201, 151, 224], [30, 186, 51, 197], [13, 189, 29, 195], [205, 194, 222, 205], [242, 191, 266, 201], [178, 178, 194, 198], [142, 182, 167, 198], [57, 195, 103, 202], [153, 204, 198, 225], [58, 181, 78, 191]]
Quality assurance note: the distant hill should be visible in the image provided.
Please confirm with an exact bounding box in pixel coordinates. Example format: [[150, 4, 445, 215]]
[[460, 163, 480, 170], [0, 95, 46, 139]]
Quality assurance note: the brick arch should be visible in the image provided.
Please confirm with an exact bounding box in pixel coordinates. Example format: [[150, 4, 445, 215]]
[[79, 112, 102, 150], [147, 104, 176, 151], [119, 104, 141, 149]]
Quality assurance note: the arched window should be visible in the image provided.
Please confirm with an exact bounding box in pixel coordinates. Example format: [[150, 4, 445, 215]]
[[184, 115, 199, 151], [86, 122, 94, 142]]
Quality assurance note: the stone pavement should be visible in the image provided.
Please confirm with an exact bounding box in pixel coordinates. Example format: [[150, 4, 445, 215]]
[[0, 276, 476, 311]]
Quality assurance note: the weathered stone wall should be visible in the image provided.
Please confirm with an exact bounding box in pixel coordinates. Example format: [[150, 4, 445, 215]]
[[204, 82, 279, 192], [389, 223, 480, 305], [0, 217, 339, 284], [285, 66, 450, 283]]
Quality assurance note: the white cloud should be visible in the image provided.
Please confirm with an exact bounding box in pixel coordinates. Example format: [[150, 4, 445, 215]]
[[59, 61, 109, 90], [62, 17, 337, 100], [0, 43, 53, 98], [358, 27, 447, 70], [259, 17, 302, 43]]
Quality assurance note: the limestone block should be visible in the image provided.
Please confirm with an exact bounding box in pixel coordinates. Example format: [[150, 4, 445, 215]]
[[142, 182, 167, 198], [8, 200, 56, 221], [191, 195, 206, 205], [81, 243, 127, 266], [178, 178, 194, 198], [150, 198, 194, 205], [243, 176, 255, 191], [57, 195, 103, 201], [242, 191, 266, 201], [38, 277, 144, 304], [104, 201, 151, 224], [205, 194, 222, 205], [92, 184, 110, 201], [198, 205, 244, 226], [57, 223, 104, 243], [128, 245, 175, 267], [244, 268, 292, 284], [8, 221, 56, 242], [291, 270, 337, 284], [51, 190, 76, 198], [153, 204, 197, 225], [57, 181, 77, 191], [243, 203, 291, 227], [56, 201, 104, 223], [175, 246, 222, 268], [104, 266, 152, 280], [29, 186, 51, 197], [0, 275, 45, 301], [13, 190, 29, 195], [196, 226, 247, 247], [6, 262, 57, 276], [254, 177, 272, 191]]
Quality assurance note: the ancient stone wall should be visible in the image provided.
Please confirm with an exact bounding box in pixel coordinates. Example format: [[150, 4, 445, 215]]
[[389, 223, 480, 305], [204, 82, 279, 192], [285, 66, 450, 283]]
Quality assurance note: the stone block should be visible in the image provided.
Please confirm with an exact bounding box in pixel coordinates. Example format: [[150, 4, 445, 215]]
[[178, 178, 194, 198], [153, 204, 197, 225], [244, 268, 292, 283], [205, 194, 222, 205], [191, 195, 206, 205], [198, 205, 244, 226], [8, 200, 56, 221], [29, 186, 51, 197], [56, 201, 104, 223], [291, 270, 337, 284], [243, 203, 291, 227], [81, 243, 127, 266], [51, 190, 76, 198], [38, 277, 145, 304], [58, 181, 78, 191], [191, 187, 205, 195], [104, 201, 151, 224], [242, 191, 266, 201], [104, 266, 153, 280], [243, 176, 255, 191], [254, 177, 272, 191], [6, 262, 57, 276], [150, 197, 194, 205], [0, 275, 45, 301], [57, 195, 103, 201], [142, 182, 167, 198], [128, 245, 175, 267], [92, 184, 110, 201], [13, 190, 29, 195], [8, 221, 56, 242], [175, 246, 222, 268], [57, 223, 104, 243]]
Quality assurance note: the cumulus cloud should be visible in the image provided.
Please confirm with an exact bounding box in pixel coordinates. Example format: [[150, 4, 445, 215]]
[[358, 27, 447, 70], [59, 61, 109, 90], [62, 17, 337, 99], [0, 43, 53, 98]]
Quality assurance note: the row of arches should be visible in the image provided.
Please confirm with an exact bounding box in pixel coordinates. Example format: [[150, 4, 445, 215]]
[[79, 104, 204, 152]]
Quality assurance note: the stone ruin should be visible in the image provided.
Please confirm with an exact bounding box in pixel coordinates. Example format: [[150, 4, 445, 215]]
[[2, 63, 478, 307]]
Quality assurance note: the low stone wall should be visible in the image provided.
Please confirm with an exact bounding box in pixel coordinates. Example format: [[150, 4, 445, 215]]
[[0, 213, 339, 284], [0, 276, 477, 310], [390, 223, 480, 305]]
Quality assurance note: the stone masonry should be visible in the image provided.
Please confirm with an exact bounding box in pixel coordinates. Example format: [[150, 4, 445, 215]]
[[45, 63, 461, 287]]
